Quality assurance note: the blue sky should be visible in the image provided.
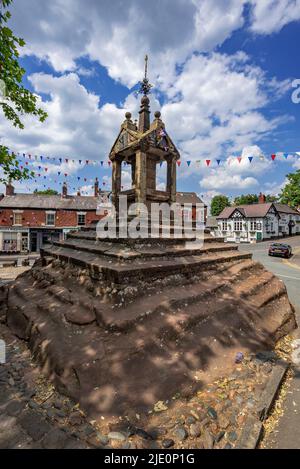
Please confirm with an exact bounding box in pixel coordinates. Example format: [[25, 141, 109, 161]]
[[0, 0, 300, 209]]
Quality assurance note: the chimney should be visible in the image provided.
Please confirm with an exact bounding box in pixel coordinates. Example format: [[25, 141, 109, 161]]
[[77, 189, 81, 196], [62, 182, 68, 197], [258, 192, 266, 204], [94, 177, 99, 197], [5, 182, 15, 196]]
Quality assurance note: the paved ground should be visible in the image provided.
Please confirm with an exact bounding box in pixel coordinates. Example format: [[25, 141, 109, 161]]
[[239, 236, 300, 449], [0, 266, 31, 286]]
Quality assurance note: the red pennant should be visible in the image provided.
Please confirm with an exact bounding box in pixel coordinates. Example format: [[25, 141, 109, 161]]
[[86, 160, 89, 165], [64, 173, 67, 177], [271, 154, 276, 161], [206, 160, 211, 166], [45, 168, 48, 172], [237, 157, 242, 163], [108, 161, 111, 166], [177, 160, 181, 166]]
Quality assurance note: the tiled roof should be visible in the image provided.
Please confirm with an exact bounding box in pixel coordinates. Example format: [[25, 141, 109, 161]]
[[217, 203, 274, 219], [0, 193, 110, 210], [176, 192, 205, 205], [274, 203, 299, 215]]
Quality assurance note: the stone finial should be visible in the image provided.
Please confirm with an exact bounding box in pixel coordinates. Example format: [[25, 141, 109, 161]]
[[125, 112, 132, 120], [154, 111, 161, 119]]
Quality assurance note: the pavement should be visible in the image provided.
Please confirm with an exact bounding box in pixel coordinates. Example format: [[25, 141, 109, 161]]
[[239, 236, 300, 449]]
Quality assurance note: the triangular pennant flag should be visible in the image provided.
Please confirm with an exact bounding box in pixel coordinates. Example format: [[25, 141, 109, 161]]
[[271, 154, 276, 161], [77, 177, 81, 181], [248, 156, 253, 163], [237, 157, 242, 163], [79, 160, 82, 164], [187, 161, 191, 167], [206, 160, 211, 166], [284, 153, 289, 159], [59, 158, 62, 163], [108, 161, 111, 166], [86, 160, 89, 165], [216, 159, 221, 165], [100, 161, 103, 166], [177, 160, 181, 166], [40, 156, 43, 160], [160, 162, 163, 167]]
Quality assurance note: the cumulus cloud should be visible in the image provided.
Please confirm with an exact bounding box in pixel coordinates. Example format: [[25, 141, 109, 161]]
[[0, 72, 127, 160], [249, 0, 300, 34]]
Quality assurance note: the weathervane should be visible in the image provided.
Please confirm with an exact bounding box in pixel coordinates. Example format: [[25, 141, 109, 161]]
[[137, 54, 153, 96]]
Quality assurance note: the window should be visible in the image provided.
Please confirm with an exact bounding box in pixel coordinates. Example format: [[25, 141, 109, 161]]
[[234, 221, 243, 231], [13, 212, 23, 225], [46, 212, 55, 226], [222, 221, 228, 231], [250, 221, 261, 231], [77, 213, 86, 226]]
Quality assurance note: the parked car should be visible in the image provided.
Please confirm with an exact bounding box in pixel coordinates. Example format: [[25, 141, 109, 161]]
[[268, 243, 292, 258]]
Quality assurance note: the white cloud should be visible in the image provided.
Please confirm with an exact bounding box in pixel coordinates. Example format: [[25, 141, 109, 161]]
[[249, 0, 300, 34], [200, 171, 258, 190], [0, 72, 127, 160]]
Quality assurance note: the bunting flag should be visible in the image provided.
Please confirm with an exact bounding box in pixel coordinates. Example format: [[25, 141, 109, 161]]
[[284, 153, 289, 159], [271, 154, 276, 161], [177, 161, 181, 166], [248, 156, 253, 163], [206, 160, 211, 166], [187, 161, 191, 167], [216, 159, 221, 165], [237, 157, 242, 163]]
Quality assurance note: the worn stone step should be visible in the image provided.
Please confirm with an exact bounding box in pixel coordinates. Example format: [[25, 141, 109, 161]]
[[41, 244, 252, 283], [67, 229, 224, 244], [51, 238, 238, 260]]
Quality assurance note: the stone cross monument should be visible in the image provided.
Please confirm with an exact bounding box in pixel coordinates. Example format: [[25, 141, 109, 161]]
[[109, 55, 180, 212]]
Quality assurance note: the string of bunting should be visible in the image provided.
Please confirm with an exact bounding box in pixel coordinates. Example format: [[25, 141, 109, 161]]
[[11, 150, 300, 171]]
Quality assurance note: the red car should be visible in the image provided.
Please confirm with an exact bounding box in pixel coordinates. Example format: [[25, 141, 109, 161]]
[[268, 242, 292, 258]]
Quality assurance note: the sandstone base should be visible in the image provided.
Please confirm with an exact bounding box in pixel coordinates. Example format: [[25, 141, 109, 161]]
[[2, 229, 297, 418]]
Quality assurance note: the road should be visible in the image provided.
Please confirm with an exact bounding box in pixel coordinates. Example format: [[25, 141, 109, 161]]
[[239, 236, 300, 449]]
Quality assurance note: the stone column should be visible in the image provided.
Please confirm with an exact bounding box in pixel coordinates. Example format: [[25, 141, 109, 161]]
[[0, 232, 3, 251], [167, 157, 177, 203], [135, 150, 147, 205], [112, 159, 122, 208]]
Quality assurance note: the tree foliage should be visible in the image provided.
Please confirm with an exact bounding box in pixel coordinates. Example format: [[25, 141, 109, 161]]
[[210, 195, 231, 216], [0, 0, 47, 183], [233, 193, 258, 205], [34, 189, 59, 195], [280, 170, 300, 209]]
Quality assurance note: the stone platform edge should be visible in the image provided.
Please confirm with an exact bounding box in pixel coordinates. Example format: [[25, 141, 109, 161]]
[[235, 360, 290, 449]]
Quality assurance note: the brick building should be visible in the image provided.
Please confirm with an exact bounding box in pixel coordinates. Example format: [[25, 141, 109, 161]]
[[0, 180, 110, 253]]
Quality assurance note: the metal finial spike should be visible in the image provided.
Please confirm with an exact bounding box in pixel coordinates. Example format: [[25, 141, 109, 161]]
[[144, 54, 148, 79], [138, 54, 152, 96]]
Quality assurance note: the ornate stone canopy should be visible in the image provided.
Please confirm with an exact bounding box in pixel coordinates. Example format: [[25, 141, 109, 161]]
[[109, 56, 180, 210]]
